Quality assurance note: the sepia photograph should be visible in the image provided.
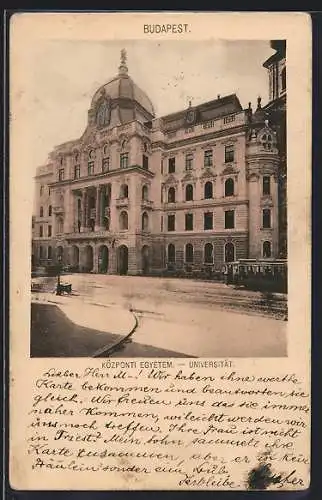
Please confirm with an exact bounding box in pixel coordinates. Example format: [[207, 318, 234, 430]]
[[29, 39, 288, 359], [9, 13, 311, 492]]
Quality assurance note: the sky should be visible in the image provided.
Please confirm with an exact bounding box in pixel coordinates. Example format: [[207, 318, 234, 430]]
[[25, 39, 274, 169]]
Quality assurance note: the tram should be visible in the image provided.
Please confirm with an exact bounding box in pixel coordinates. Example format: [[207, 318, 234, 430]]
[[222, 259, 287, 293]]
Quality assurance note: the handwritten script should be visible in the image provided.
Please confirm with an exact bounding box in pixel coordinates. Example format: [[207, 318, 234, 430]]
[[26, 361, 310, 490]]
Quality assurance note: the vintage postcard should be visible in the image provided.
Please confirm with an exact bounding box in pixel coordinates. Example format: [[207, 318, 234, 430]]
[[9, 12, 311, 491]]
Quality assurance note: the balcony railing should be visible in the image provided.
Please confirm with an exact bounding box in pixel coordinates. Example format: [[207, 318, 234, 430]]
[[67, 230, 112, 239], [141, 199, 154, 209], [90, 208, 96, 219], [116, 197, 129, 207], [53, 206, 64, 215]]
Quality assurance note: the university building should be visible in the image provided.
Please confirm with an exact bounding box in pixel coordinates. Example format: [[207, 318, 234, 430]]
[[32, 44, 286, 276]]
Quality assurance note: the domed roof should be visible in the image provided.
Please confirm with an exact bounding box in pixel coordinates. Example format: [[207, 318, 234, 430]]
[[91, 50, 155, 117]]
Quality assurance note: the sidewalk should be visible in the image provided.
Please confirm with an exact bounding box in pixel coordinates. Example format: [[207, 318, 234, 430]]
[[32, 293, 136, 337]]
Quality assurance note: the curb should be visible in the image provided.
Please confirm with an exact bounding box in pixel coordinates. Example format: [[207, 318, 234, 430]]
[[92, 309, 139, 358]]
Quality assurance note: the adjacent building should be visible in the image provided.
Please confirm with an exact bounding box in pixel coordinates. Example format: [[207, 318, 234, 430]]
[[32, 45, 286, 276]]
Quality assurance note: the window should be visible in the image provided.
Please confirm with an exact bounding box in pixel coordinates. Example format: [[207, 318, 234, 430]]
[[225, 210, 235, 229], [120, 184, 128, 199], [88, 162, 94, 176], [142, 185, 148, 200], [281, 67, 286, 91], [74, 165, 80, 179], [225, 178, 234, 197], [161, 159, 164, 175], [168, 187, 176, 203], [142, 212, 149, 231], [40, 206, 43, 217], [40, 185, 44, 196], [263, 176, 271, 195], [261, 134, 273, 151], [185, 184, 193, 201], [204, 243, 214, 264], [168, 243, 175, 263], [48, 225, 52, 237], [161, 216, 163, 232], [102, 157, 110, 172], [120, 211, 128, 230], [103, 144, 109, 157], [168, 157, 176, 174], [39, 246, 44, 259], [185, 153, 193, 171], [48, 205, 52, 217], [167, 214, 175, 231], [204, 212, 213, 230], [48, 246, 52, 259], [263, 241, 272, 258], [120, 153, 129, 169], [263, 209, 271, 228], [142, 155, 149, 170], [204, 181, 213, 199], [48, 187, 51, 195], [39, 225, 43, 237], [74, 152, 80, 164], [185, 213, 193, 231], [57, 218, 64, 234], [58, 168, 64, 181], [225, 145, 234, 163], [225, 242, 235, 262], [185, 243, 194, 263], [204, 150, 213, 167]]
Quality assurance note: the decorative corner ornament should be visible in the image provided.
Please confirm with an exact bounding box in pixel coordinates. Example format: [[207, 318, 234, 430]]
[[185, 108, 196, 126]]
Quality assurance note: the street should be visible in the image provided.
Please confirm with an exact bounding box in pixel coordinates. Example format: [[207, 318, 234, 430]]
[[31, 274, 287, 358]]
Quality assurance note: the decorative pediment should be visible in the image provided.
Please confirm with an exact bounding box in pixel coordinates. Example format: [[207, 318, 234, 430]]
[[221, 165, 237, 176], [181, 172, 196, 183], [200, 168, 216, 180], [164, 174, 178, 186]]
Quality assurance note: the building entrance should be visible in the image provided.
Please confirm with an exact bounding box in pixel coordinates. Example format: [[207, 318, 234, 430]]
[[142, 245, 150, 275], [117, 245, 128, 275], [98, 245, 109, 273]]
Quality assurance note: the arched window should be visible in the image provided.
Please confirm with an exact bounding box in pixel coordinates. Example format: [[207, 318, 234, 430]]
[[168, 187, 176, 203], [185, 243, 194, 263], [204, 243, 214, 264], [204, 181, 213, 199], [48, 205, 52, 217], [263, 241, 272, 258], [168, 243, 175, 263], [120, 211, 128, 230], [225, 178, 234, 197], [120, 184, 128, 199], [40, 206, 43, 217], [185, 184, 193, 201], [142, 212, 149, 231], [142, 185, 148, 201], [225, 242, 235, 263]]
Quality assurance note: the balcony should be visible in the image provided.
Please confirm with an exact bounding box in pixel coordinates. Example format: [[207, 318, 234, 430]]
[[66, 229, 112, 240], [116, 197, 129, 208], [53, 206, 64, 215], [141, 199, 154, 210]]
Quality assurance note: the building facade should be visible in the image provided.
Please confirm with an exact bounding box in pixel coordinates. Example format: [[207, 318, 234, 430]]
[[32, 47, 285, 276]]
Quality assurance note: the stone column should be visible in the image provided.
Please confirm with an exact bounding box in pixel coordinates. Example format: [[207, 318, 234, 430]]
[[95, 186, 100, 231], [100, 186, 105, 227], [81, 189, 87, 232]]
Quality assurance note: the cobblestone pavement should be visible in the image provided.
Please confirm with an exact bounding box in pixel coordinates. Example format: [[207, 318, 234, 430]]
[[31, 274, 287, 357]]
